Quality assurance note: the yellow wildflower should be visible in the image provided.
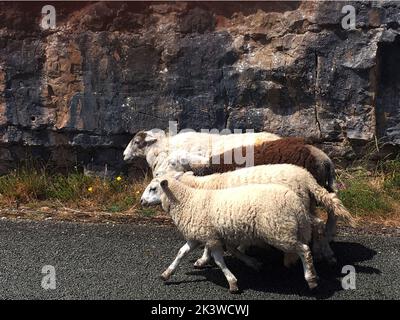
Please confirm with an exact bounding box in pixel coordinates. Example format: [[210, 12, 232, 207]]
[[116, 176, 122, 181], [88, 187, 93, 192]]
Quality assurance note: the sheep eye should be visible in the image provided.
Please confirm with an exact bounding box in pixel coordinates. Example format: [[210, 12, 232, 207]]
[[150, 187, 156, 192]]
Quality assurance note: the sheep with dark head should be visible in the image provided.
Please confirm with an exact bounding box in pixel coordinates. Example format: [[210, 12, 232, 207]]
[[189, 137, 337, 193]]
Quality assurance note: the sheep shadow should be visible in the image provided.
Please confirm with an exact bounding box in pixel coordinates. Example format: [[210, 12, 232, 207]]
[[181, 240, 379, 299]]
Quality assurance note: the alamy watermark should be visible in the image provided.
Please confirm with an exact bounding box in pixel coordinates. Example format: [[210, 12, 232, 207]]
[[341, 265, 356, 290], [39, 4, 358, 31], [341, 5, 356, 30], [134, 121, 256, 168], [41, 265, 56, 290], [41, 5, 56, 30]]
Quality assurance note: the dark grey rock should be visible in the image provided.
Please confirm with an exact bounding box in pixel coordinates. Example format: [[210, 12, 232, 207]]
[[0, 1, 400, 176]]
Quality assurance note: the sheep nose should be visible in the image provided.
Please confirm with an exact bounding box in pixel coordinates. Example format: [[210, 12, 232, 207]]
[[140, 199, 146, 206]]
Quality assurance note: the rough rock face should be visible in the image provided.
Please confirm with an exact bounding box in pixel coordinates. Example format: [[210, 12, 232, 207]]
[[1, 1, 400, 177]]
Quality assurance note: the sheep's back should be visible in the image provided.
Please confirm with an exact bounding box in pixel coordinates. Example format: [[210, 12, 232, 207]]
[[201, 138, 331, 189], [206, 184, 310, 246], [183, 164, 313, 209]]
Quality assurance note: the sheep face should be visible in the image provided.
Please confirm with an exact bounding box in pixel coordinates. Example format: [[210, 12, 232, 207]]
[[154, 153, 188, 177], [123, 130, 163, 162], [140, 179, 164, 206], [154, 151, 209, 177]]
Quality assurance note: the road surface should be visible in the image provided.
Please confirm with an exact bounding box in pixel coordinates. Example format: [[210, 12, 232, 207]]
[[0, 219, 399, 299]]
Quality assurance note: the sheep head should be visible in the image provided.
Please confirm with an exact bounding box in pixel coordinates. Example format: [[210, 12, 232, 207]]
[[123, 129, 165, 162], [141, 174, 183, 212], [154, 151, 210, 177], [140, 178, 164, 207]]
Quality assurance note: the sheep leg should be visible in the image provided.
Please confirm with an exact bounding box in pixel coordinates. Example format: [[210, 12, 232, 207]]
[[325, 213, 337, 242], [194, 246, 212, 268], [194, 244, 257, 269], [161, 240, 199, 281], [319, 239, 337, 265], [194, 244, 256, 269], [209, 242, 239, 293], [311, 217, 337, 265], [227, 245, 262, 272], [296, 243, 318, 289], [311, 217, 326, 261]]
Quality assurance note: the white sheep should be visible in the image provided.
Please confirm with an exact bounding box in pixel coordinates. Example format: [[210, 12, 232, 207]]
[[178, 164, 353, 240], [140, 176, 320, 293], [123, 130, 281, 174], [156, 163, 355, 266]]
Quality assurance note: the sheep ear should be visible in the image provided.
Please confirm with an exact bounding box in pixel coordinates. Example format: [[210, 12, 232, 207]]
[[168, 158, 177, 167], [135, 130, 146, 140], [187, 154, 209, 169], [174, 172, 184, 180], [160, 179, 168, 189], [144, 131, 158, 143]]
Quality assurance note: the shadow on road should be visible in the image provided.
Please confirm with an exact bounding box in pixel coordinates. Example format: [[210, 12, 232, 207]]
[[169, 240, 379, 299]]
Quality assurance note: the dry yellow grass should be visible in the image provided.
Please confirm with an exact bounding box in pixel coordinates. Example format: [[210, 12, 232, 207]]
[[0, 157, 399, 227]]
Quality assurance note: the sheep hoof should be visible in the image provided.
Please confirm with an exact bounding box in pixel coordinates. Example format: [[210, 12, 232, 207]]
[[193, 259, 208, 268], [307, 278, 319, 290], [160, 270, 172, 281], [229, 284, 240, 294], [308, 282, 318, 290], [160, 274, 169, 282]]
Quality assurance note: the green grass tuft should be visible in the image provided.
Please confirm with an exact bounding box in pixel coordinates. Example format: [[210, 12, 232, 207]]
[[338, 180, 391, 215], [106, 196, 137, 213], [138, 208, 157, 217], [0, 166, 150, 214], [337, 157, 400, 216], [1, 157, 399, 221]]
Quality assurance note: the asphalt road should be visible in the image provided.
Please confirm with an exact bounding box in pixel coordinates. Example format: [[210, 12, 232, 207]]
[[0, 219, 399, 300]]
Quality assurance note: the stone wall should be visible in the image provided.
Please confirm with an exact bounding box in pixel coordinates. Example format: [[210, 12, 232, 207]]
[[1, 1, 400, 177]]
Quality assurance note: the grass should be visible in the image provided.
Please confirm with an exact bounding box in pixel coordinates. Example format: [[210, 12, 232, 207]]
[[0, 156, 399, 223], [0, 166, 152, 216], [381, 159, 400, 199], [337, 179, 391, 215], [336, 156, 400, 217], [138, 208, 158, 217]]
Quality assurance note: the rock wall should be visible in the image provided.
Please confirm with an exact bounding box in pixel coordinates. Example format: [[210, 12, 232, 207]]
[[1, 1, 400, 177]]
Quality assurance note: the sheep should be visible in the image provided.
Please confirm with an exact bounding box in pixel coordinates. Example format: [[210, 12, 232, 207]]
[[123, 131, 335, 193], [177, 164, 351, 238], [172, 164, 355, 266], [155, 137, 338, 234], [122, 129, 281, 174], [185, 137, 337, 193], [140, 176, 320, 293]]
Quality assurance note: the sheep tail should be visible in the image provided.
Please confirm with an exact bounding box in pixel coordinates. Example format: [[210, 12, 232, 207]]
[[311, 181, 357, 239]]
